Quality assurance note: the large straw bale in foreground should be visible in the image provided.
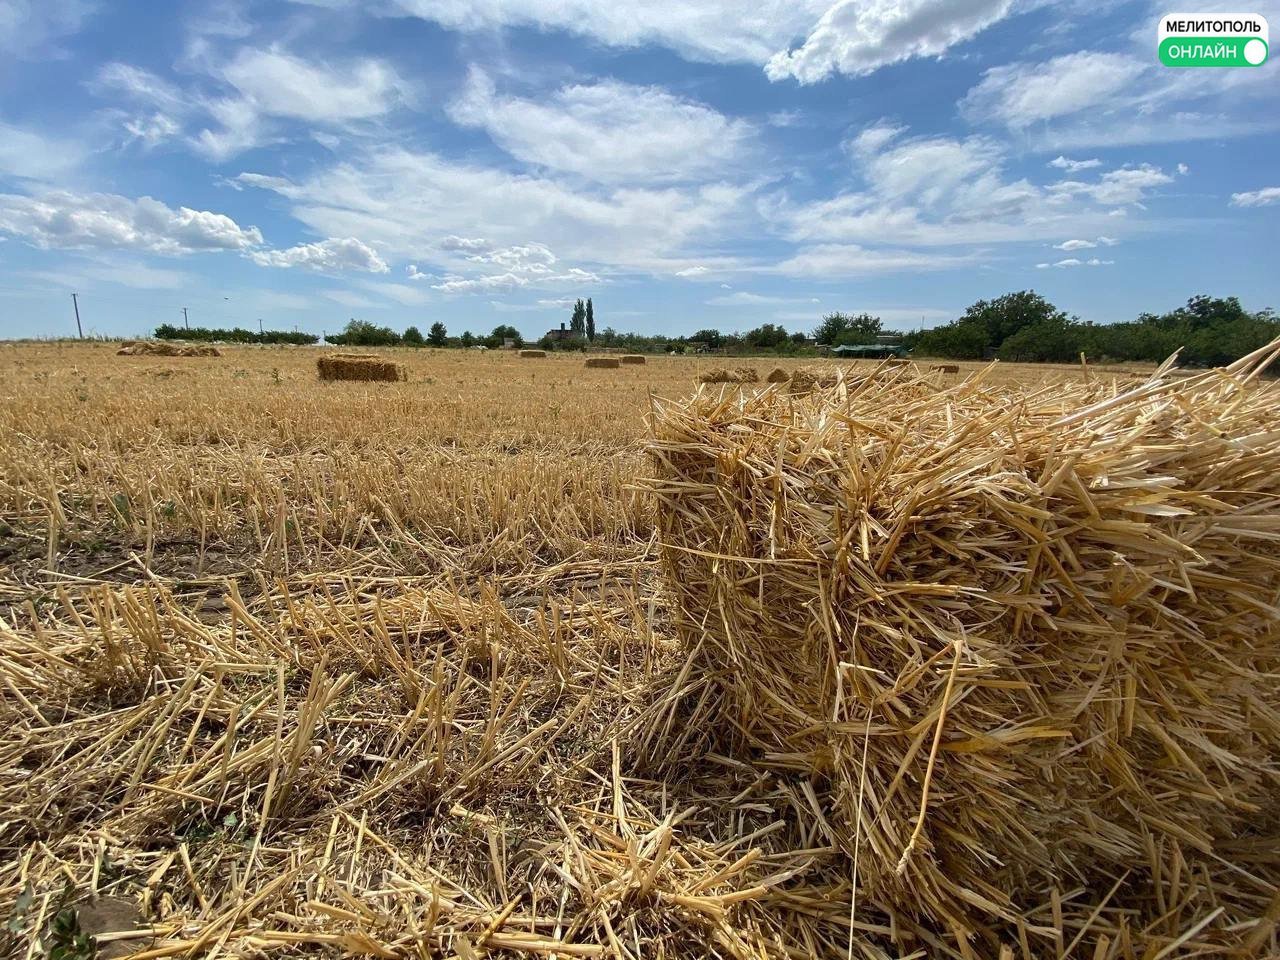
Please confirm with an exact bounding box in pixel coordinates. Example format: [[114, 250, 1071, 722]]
[[316, 353, 406, 382], [647, 351, 1280, 936]]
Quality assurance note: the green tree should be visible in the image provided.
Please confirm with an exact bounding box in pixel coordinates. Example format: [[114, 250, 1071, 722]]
[[585, 298, 595, 341], [427, 321, 447, 347], [744, 323, 791, 351], [403, 325, 425, 346], [459, 330, 475, 348], [326, 318, 401, 347], [487, 324, 523, 349], [915, 292, 1066, 359], [688, 328, 723, 349], [570, 300, 586, 336], [813, 312, 881, 345]]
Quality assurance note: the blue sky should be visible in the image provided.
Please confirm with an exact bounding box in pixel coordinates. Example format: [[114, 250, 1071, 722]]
[[0, 0, 1276, 341]]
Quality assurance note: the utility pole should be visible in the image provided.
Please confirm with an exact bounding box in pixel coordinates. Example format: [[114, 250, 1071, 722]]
[[182, 306, 189, 330], [258, 318, 263, 335], [71, 293, 83, 339]]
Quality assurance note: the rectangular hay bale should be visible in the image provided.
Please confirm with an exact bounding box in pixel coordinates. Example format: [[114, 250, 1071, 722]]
[[519, 349, 546, 358], [584, 357, 621, 369], [316, 353, 406, 382], [646, 343, 1280, 947], [620, 354, 646, 365]]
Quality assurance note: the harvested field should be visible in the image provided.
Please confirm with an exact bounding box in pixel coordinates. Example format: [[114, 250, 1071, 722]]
[[317, 352, 406, 382], [117, 341, 221, 357], [584, 356, 620, 368], [620, 354, 646, 365], [1, 342, 1268, 960], [697, 366, 759, 383]]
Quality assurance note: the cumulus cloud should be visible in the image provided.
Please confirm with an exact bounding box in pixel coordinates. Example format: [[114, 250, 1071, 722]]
[[1047, 165, 1174, 206], [1054, 236, 1118, 250], [1049, 156, 1102, 172], [675, 265, 710, 277], [766, 0, 1015, 83], [1230, 186, 1280, 208], [233, 148, 755, 277], [449, 69, 753, 183], [248, 236, 389, 272], [767, 123, 1175, 253], [0, 190, 263, 253]]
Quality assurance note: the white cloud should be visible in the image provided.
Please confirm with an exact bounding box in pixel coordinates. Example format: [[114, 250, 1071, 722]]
[[1177, 163, 1189, 175], [1230, 186, 1280, 208], [440, 235, 490, 252], [766, 0, 1016, 83], [449, 69, 753, 183], [0, 122, 84, 180], [249, 236, 389, 273], [0, 0, 93, 57], [0, 190, 263, 254], [92, 49, 404, 161], [381, 0, 1019, 81], [234, 147, 756, 277], [385, 0, 826, 66], [772, 243, 973, 277], [1055, 239, 1095, 250], [1047, 165, 1173, 206], [706, 291, 818, 306], [1046, 257, 1113, 268], [1049, 156, 1102, 172], [771, 124, 1104, 248], [675, 265, 710, 277], [961, 52, 1145, 128], [220, 47, 404, 123]]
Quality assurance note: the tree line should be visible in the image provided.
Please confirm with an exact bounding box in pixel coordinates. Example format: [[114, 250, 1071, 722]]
[[904, 293, 1278, 366], [155, 324, 318, 345], [154, 292, 1277, 368]]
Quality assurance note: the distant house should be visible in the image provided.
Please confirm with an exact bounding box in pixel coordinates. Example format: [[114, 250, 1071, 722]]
[[502, 337, 517, 349], [545, 322, 577, 343], [831, 343, 909, 359]]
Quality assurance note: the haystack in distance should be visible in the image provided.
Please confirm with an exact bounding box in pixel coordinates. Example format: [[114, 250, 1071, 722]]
[[117, 341, 221, 357], [646, 348, 1280, 949], [316, 353, 406, 382]]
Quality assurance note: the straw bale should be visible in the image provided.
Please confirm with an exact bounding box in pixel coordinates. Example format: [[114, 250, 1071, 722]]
[[116, 341, 221, 357], [766, 367, 790, 383], [932, 363, 960, 373], [647, 344, 1280, 940], [697, 367, 759, 384], [620, 354, 646, 365], [316, 353, 406, 382], [519, 349, 546, 358], [584, 357, 621, 368]]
